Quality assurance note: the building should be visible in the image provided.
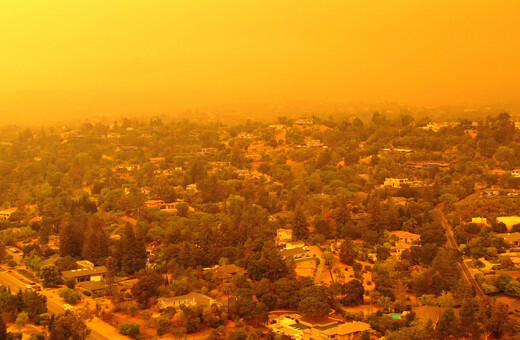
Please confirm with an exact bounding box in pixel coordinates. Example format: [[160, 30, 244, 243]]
[[0, 207, 17, 220], [294, 118, 314, 125], [280, 247, 307, 260], [391, 242, 411, 260], [77, 281, 108, 296], [285, 241, 306, 250], [197, 147, 218, 155], [497, 216, 520, 231], [498, 233, 520, 247], [115, 164, 140, 172], [157, 292, 216, 310], [76, 260, 95, 269], [384, 178, 411, 188], [302, 321, 371, 340], [382, 148, 413, 154], [204, 264, 248, 282], [276, 228, 293, 245], [61, 266, 107, 283], [390, 231, 421, 244], [471, 217, 489, 226], [145, 200, 166, 208]]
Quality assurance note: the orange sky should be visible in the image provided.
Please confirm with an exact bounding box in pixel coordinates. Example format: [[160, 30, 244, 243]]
[[1, 1, 520, 122]]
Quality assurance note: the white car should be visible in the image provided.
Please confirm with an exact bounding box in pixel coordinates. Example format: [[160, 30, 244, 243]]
[[63, 304, 73, 311]]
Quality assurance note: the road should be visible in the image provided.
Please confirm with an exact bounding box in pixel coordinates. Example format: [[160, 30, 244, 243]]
[[0, 270, 114, 340], [438, 210, 485, 298]]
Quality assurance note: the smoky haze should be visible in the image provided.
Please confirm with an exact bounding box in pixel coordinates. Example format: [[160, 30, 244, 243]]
[[1, 0, 520, 123]]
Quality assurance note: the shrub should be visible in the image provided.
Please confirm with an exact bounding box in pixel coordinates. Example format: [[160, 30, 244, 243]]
[[64, 278, 76, 289], [59, 288, 81, 304], [119, 322, 140, 338]]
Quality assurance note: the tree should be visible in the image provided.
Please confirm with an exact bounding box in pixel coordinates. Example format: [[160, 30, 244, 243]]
[[177, 203, 189, 217], [339, 239, 357, 265], [459, 298, 480, 339], [292, 205, 309, 240], [0, 316, 6, 340], [81, 215, 108, 263], [342, 279, 365, 306], [40, 265, 60, 288], [59, 213, 84, 258], [131, 268, 162, 305], [22, 290, 47, 319], [121, 224, 146, 275], [15, 312, 28, 330], [478, 297, 509, 339], [49, 312, 90, 340], [323, 251, 336, 282], [119, 322, 140, 339], [297, 286, 333, 317], [435, 308, 459, 339], [59, 288, 81, 304]]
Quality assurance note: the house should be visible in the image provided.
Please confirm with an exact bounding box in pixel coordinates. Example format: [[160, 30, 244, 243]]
[[197, 147, 218, 155], [61, 266, 107, 283], [0, 207, 17, 220], [294, 118, 314, 125], [276, 228, 293, 245], [302, 321, 371, 340], [483, 188, 501, 197], [412, 306, 444, 327], [285, 241, 306, 250], [157, 292, 216, 310], [205, 264, 248, 282], [280, 247, 307, 260], [145, 200, 166, 208], [390, 231, 420, 244], [382, 148, 413, 154], [497, 216, 520, 231], [115, 164, 140, 171], [384, 178, 411, 188], [237, 132, 255, 139], [498, 233, 520, 247], [471, 217, 489, 226], [76, 260, 95, 269], [77, 281, 108, 296], [391, 242, 411, 260]]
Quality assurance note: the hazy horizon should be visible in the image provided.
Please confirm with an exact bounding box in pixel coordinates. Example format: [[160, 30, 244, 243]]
[[1, 1, 520, 123]]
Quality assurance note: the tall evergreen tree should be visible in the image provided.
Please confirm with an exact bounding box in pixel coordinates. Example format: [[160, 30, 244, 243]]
[[292, 205, 309, 240], [81, 215, 108, 263], [121, 224, 147, 274]]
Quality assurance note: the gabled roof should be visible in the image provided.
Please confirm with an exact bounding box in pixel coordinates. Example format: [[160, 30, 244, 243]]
[[390, 231, 421, 239], [158, 292, 214, 306]]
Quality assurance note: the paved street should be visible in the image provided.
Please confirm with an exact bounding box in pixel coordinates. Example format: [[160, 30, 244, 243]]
[[438, 210, 485, 298], [0, 270, 117, 340]]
